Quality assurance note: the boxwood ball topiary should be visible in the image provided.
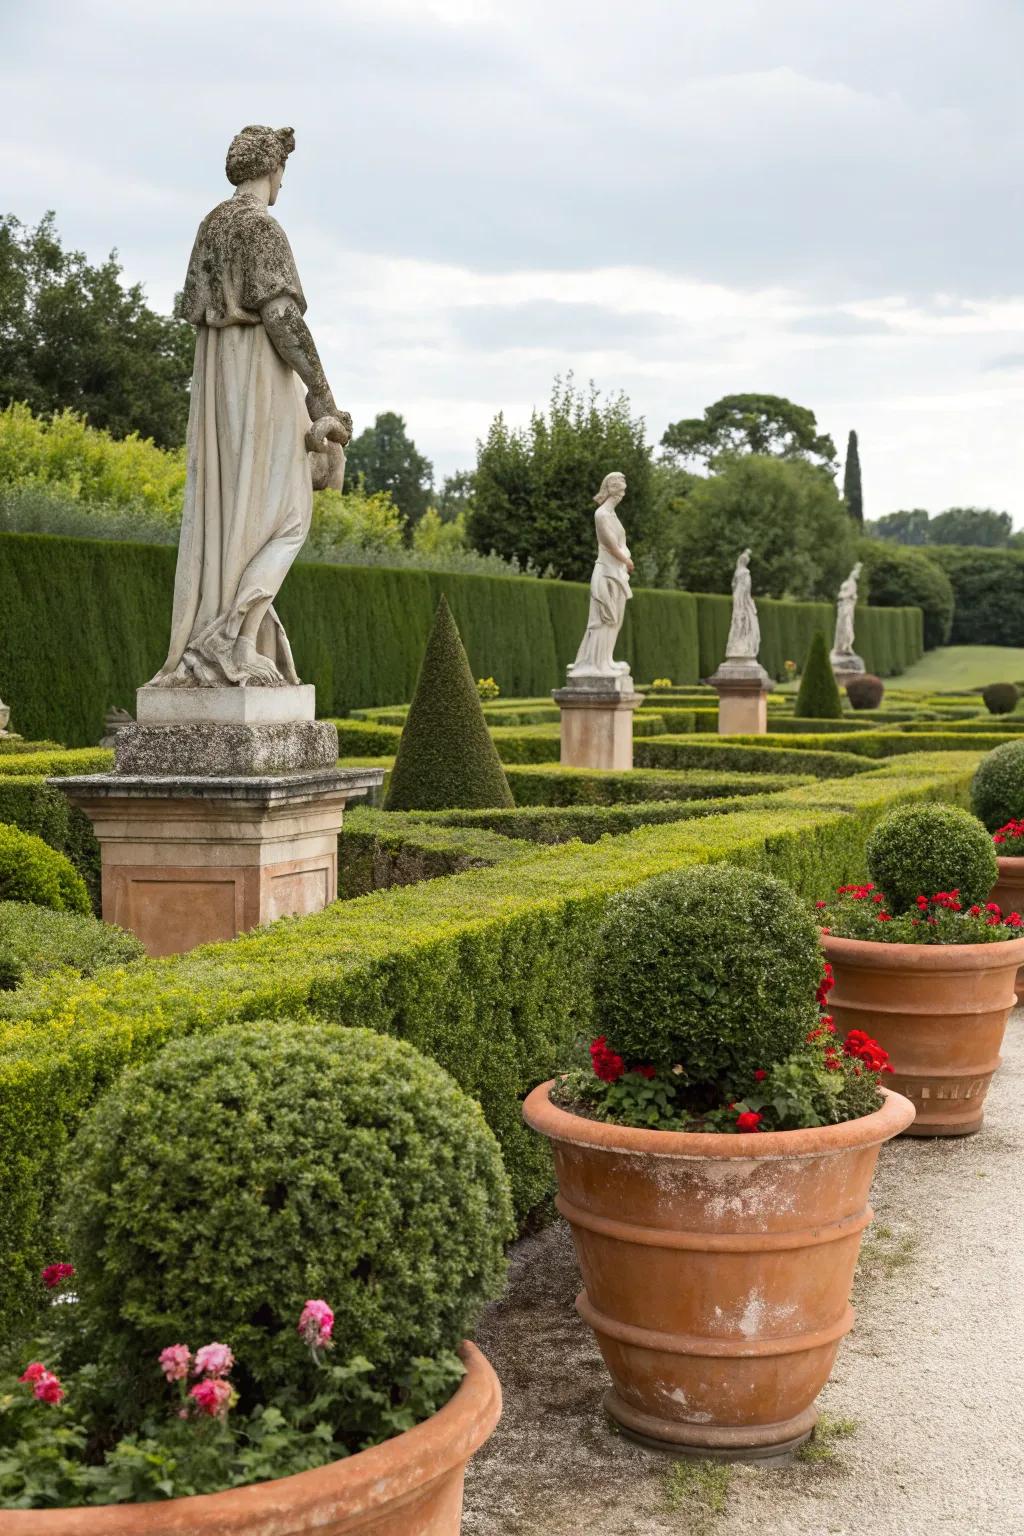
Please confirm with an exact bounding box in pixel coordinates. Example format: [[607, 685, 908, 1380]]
[[971, 740, 1024, 831], [866, 803, 997, 914], [63, 1022, 513, 1402], [846, 674, 885, 710], [982, 682, 1019, 716], [0, 823, 91, 913], [593, 864, 822, 1087], [385, 594, 514, 811], [795, 630, 842, 720]]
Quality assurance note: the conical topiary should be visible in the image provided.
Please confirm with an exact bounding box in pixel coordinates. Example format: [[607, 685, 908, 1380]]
[[385, 595, 515, 810], [795, 630, 842, 719]]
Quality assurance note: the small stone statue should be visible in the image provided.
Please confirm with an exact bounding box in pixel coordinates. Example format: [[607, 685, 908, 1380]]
[[567, 472, 634, 682], [0, 695, 10, 735], [150, 125, 350, 690], [833, 562, 863, 657], [725, 549, 760, 661]]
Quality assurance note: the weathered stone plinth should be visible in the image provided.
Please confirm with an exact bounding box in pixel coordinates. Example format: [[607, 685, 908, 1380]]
[[51, 767, 385, 958], [831, 650, 866, 690], [709, 659, 773, 736], [115, 720, 339, 777], [553, 675, 642, 770]]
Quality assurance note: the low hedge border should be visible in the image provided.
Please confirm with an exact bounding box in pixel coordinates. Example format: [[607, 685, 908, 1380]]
[[706, 729, 1024, 759], [501, 763, 815, 804], [0, 739, 63, 756], [382, 795, 789, 845], [0, 777, 101, 910], [634, 737, 877, 778], [0, 754, 970, 1337], [0, 747, 114, 778], [339, 808, 531, 897]]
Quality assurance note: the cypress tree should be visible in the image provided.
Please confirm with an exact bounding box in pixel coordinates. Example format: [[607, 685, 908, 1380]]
[[385, 594, 514, 811], [795, 630, 843, 719], [843, 430, 863, 525]]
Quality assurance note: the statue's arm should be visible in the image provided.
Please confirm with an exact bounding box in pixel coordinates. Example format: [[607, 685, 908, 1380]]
[[260, 296, 350, 438]]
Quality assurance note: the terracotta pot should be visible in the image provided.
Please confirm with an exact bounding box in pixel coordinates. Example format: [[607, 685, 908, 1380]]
[[5, 1342, 500, 1536], [523, 1082, 913, 1458], [823, 931, 1024, 1136], [991, 857, 1024, 992]]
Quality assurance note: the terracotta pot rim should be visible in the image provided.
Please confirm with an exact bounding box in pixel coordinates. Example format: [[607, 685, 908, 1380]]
[[3, 1341, 501, 1534], [821, 930, 1024, 971], [996, 854, 1024, 870], [523, 1081, 915, 1159]]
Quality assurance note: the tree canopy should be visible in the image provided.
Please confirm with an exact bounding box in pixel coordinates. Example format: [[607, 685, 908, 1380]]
[[867, 505, 1014, 549], [661, 393, 838, 472], [673, 454, 854, 600], [343, 410, 433, 526], [0, 213, 193, 449], [468, 376, 655, 583]]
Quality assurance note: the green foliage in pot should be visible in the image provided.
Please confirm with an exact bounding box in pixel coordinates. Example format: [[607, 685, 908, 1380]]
[[63, 1023, 513, 1407], [982, 681, 1019, 716], [595, 864, 821, 1086], [553, 863, 891, 1133], [972, 740, 1024, 832], [795, 631, 842, 719], [866, 803, 997, 914], [0, 822, 90, 913]]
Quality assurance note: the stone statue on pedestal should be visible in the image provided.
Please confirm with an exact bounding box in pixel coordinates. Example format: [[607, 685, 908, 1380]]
[[725, 548, 760, 661], [831, 562, 866, 681], [150, 125, 350, 690], [566, 472, 634, 686]]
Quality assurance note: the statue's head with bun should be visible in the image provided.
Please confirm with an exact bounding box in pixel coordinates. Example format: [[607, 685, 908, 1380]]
[[225, 126, 295, 204]]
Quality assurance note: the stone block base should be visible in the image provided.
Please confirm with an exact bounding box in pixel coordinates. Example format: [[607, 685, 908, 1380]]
[[51, 768, 385, 957], [553, 688, 642, 770], [709, 659, 772, 737], [114, 720, 339, 778], [136, 683, 315, 726]]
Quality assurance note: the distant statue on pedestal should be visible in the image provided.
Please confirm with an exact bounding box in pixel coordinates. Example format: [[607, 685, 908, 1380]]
[[151, 124, 350, 690], [725, 548, 760, 661], [833, 562, 863, 658], [567, 472, 634, 684]]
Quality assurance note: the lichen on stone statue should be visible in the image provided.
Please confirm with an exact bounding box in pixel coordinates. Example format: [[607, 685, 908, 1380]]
[[150, 125, 350, 690]]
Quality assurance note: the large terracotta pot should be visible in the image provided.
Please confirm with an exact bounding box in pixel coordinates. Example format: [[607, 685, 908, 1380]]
[[5, 1342, 500, 1536], [523, 1082, 914, 1458], [991, 857, 1024, 991], [823, 931, 1024, 1136]]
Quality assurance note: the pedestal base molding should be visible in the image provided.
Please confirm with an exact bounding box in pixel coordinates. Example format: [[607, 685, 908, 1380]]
[[51, 768, 384, 957], [552, 687, 642, 771]]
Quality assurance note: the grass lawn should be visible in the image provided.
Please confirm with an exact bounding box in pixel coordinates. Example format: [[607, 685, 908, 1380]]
[[893, 646, 1024, 692]]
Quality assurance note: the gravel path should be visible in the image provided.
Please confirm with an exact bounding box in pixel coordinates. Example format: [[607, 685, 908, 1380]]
[[462, 1011, 1024, 1536]]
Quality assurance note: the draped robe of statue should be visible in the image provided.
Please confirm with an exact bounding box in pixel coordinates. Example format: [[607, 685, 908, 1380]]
[[569, 502, 633, 677], [834, 570, 860, 656], [725, 555, 760, 660], [151, 191, 312, 687]]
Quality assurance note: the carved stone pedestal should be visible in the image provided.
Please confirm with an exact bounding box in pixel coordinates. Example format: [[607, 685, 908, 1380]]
[[51, 766, 385, 957], [553, 677, 642, 771], [709, 659, 773, 736], [831, 650, 866, 691]]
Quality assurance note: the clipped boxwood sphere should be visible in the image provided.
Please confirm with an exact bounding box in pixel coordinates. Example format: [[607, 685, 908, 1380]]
[[593, 864, 822, 1086], [0, 823, 90, 914], [64, 1023, 513, 1399], [982, 682, 1019, 716], [971, 740, 1024, 831], [866, 803, 997, 913]]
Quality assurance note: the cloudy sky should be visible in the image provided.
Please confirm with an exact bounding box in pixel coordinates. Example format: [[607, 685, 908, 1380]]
[[3, 0, 1023, 519]]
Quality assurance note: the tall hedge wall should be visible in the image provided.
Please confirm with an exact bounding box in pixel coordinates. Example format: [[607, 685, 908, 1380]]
[[0, 532, 922, 746], [924, 546, 1024, 647]]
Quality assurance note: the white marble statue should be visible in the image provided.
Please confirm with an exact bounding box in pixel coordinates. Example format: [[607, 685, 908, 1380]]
[[833, 562, 863, 657], [567, 472, 634, 681], [150, 125, 350, 689], [725, 548, 760, 661]]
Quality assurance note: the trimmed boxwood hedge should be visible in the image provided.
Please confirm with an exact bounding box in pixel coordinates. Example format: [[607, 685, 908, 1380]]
[[0, 532, 922, 745], [340, 809, 530, 896], [502, 764, 815, 804], [634, 737, 877, 778], [0, 754, 970, 1337]]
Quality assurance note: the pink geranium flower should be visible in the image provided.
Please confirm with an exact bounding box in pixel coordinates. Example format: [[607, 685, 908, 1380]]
[[189, 1377, 234, 1418], [158, 1344, 193, 1383], [193, 1342, 234, 1379], [19, 1363, 63, 1403], [40, 1263, 75, 1291], [298, 1299, 334, 1351]]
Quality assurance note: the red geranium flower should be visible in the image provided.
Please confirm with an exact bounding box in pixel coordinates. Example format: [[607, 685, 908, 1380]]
[[40, 1263, 75, 1291], [589, 1037, 625, 1084], [735, 1110, 763, 1132]]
